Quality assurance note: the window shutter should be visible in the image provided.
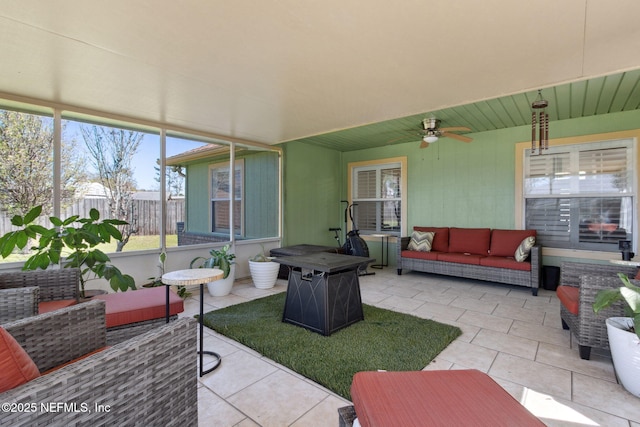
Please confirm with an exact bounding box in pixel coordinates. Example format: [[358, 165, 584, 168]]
[[578, 147, 631, 194]]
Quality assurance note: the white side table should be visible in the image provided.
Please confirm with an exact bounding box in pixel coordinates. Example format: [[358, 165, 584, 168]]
[[162, 268, 223, 377], [370, 234, 391, 269]]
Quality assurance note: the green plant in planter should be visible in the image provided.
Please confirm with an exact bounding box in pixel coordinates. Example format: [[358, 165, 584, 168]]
[[593, 272, 640, 339], [249, 244, 271, 262], [143, 252, 190, 298], [190, 244, 236, 279], [0, 205, 136, 297]]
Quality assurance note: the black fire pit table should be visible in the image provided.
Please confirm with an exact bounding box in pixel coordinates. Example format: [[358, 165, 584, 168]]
[[274, 252, 373, 336]]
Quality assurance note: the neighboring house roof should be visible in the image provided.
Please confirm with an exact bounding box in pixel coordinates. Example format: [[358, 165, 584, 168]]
[[75, 182, 110, 199]]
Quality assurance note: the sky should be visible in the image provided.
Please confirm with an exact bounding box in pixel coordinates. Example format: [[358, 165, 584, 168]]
[[64, 122, 204, 191]]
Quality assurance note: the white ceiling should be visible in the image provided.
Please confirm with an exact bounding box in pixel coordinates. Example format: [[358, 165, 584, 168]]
[[1, 0, 640, 146]]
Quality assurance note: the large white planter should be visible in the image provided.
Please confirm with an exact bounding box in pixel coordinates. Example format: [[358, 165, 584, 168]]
[[206, 264, 236, 297], [249, 260, 280, 289], [606, 317, 640, 397]]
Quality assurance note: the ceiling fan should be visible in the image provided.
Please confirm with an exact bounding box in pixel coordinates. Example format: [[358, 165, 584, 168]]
[[419, 117, 472, 148]]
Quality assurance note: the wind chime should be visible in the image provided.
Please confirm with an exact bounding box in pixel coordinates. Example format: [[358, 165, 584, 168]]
[[531, 90, 549, 154]]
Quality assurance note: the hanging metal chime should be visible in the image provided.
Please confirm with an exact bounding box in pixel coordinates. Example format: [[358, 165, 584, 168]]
[[531, 90, 549, 154]]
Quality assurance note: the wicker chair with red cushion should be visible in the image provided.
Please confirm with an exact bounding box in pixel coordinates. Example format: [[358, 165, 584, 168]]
[[557, 261, 637, 360]]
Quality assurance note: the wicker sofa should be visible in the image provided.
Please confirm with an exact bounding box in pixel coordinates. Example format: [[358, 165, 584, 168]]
[[397, 227, 541, 295], [1, 300, 197, 426], [557, 261, 638, 359]]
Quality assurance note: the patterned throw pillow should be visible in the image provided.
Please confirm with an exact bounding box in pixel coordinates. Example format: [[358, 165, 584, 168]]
[[514, 236, 536, 262], [407, 231, 435, 252]]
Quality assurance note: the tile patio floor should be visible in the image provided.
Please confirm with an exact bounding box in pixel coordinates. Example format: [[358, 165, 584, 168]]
[[179, 268, 640, 427]]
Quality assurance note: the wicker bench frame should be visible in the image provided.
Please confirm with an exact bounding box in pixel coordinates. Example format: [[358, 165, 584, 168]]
[[558, 261, 637, 359], [1, 300, 197, 426], [396, 236, 542, 295]]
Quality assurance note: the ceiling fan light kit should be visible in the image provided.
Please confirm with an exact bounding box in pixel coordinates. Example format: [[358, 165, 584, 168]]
[[531, 89, 549, 155], [418, 117, 472, 148]]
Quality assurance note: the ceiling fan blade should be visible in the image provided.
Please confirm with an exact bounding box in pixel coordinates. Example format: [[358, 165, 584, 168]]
[[442, 132, 472, 143], [439, 126, 471, 132], [419, 140, 430, 148]]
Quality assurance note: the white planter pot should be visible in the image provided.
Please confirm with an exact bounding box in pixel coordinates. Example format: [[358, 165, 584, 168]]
[[606, 317, 640, 397], [249, 260, 280, 289], [206, 264, 236, 297]]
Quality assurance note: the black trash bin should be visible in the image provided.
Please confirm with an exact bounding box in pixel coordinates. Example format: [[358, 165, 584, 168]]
[[542, 266, 560, 291]]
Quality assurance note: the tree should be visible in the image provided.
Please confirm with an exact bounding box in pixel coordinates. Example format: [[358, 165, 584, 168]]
[[154, 160, 185, 196], [80, 125, 143, 252], [0, 110, 86, 217]]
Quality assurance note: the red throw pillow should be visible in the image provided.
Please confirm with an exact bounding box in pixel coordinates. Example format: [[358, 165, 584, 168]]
[[0, 327, 40, 392]]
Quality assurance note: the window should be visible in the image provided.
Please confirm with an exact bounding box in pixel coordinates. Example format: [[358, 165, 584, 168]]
[[350, 160, 404, 236], [524, 139, 635, 251], [210, 161, 243, 236]]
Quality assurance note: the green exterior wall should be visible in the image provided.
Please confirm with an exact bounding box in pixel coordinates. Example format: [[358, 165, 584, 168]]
[[280, 142, 343, 247], [281, 109, 640, 265]]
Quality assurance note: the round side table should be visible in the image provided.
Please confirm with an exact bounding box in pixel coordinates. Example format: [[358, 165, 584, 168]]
[[162, 268, 223, 377]]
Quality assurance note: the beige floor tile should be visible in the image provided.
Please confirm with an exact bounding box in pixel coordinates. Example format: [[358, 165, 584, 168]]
[[197, 386, 247, 427], [412, 301, 465, 322], [493, 378, 630, 427], [472, 328, 538, 360], [535, 341, 617, 382], [291, 395, 351, 427], [375, 294, 424, 312], [573, 372, 640, 423], [457, 310, 513, 333], [200, 349, 279, 398], [489, 352, 572, 401], [227, 370, 329, 427], [492, 303, 543, 325], [435, 340, 498, 372], [449, 295, 498, 314], [509, 319, 570, 347]]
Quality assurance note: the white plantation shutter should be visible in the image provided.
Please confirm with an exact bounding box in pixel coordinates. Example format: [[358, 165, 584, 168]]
[[524, 139, 635, 251], [353, 162, 402, 234]]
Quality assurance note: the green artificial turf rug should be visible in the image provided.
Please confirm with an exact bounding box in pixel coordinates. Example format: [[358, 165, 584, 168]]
[[201, 293, 462, 400]]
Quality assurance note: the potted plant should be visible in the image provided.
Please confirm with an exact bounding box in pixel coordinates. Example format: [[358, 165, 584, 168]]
[[143, 252, 190, 298], [190, 244, 236, 296], [0, 205, 135, 298], [593, 272, 640, 397], [248, 245, 279, 289]]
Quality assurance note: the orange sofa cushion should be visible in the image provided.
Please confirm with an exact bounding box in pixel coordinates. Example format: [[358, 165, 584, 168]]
[[490, 229, 537, 257], [448, 227, 491, 256], [39, 299, 77, 314], [401, 250, 440, 261], [437, 252, 484, 265], [480, 256, 532, 271], [557, 285, 579, 315], [414, 227, 449, 252], [94, 287, 184, 328], [0, 327, 40, 393], [351, 370, 544, 427]]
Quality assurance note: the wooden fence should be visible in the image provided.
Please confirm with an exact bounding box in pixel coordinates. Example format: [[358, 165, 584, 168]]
[[0, 198, 185, 236]]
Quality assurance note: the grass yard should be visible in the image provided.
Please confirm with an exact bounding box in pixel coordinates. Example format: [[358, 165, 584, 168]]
[[0, 234, 178, 264]]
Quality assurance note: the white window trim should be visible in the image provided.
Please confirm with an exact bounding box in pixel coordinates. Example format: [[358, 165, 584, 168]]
[[209, 159, 244, 237], [347, 157, 407, 237], [515, 129, 640, 261]]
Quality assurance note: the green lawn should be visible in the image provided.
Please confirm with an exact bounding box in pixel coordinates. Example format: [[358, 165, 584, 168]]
[[0, 235, 178, 264]]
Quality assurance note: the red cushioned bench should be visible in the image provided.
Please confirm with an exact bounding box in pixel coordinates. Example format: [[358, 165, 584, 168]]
[[94, 286, 184, 344], [339, 370, 544, 427]]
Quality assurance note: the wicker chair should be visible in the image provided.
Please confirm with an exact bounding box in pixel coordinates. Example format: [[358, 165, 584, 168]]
[[1, 300, 197, 426], [0, 286, 39, 323], [558, 261, 637, 359], [0, 268, 80, 322]]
